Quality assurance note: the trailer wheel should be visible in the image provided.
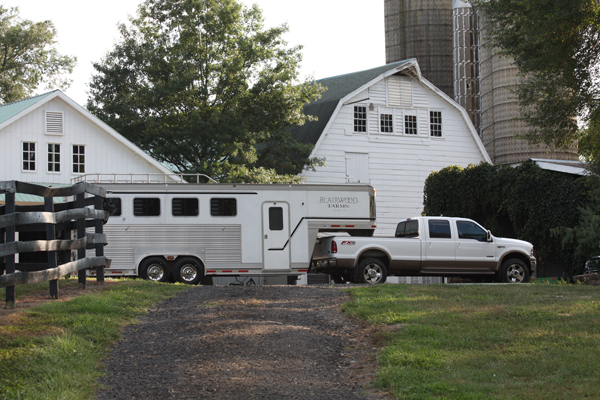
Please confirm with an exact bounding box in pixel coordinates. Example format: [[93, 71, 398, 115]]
[[139, 257, 169, 282], [501, 258, 530, 283], [173, 257, 203, 285], [356, 258, 387, 285]]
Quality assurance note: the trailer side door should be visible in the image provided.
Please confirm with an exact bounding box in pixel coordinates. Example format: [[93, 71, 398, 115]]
[[262, 202, 291, 271]]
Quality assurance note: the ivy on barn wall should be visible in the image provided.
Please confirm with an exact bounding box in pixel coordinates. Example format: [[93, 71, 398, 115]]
[[423, 161, 598, 274]]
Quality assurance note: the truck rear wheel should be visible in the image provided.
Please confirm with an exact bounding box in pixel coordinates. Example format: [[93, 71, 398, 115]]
[[139, 257, 170, 282], [501, 258, 529, 283], [173, 257, 203, 285], [357, 258, 387, 285]]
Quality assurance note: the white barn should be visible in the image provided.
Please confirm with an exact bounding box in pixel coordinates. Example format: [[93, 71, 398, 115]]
[[0, 90, 177, 198], [292, 59, 491, 235]]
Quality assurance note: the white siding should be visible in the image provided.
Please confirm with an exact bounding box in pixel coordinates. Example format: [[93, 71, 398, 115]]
[[302, 75, 488, 235], [0, 97, 169, 184]]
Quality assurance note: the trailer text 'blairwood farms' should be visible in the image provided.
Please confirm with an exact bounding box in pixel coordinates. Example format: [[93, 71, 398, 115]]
[[320, 197, 360, 209]]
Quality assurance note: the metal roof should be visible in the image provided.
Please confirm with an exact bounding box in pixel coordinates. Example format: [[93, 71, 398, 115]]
[[0, 90, 58, 126]]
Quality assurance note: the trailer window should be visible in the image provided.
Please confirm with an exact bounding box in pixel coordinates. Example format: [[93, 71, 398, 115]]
[[134, 198, 161, 216], [172, 198, 199, 216], [269, 207, 284, 231], [211, 198, 236, 216], [428, 220, 451, 239], [103, 198, 122, 217]]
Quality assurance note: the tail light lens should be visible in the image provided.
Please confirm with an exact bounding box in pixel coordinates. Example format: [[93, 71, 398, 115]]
[[331, 240, 337, 254]]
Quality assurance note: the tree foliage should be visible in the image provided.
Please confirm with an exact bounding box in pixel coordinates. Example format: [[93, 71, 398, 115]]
[[471, 0, 600, 151], [87, 0, 324, 183], [0, 6, 76, 104], [423, 162, 596, 273]]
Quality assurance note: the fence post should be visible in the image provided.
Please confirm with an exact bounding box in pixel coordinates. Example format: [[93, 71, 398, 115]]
[[45, 197, 59, 299], [94, 196, 105, 284], [5, 191, 15, 309], [76, 192, 86, 289]]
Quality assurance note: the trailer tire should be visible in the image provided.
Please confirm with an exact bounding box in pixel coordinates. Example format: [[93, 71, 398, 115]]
[[139, 257, 170, 283], [356, 258, 387, 285], [173, 257, 203, 285]]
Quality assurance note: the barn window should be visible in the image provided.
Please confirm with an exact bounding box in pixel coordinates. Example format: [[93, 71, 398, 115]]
[[73, 145, 85, 173], [172, 198, 199, 216], [211, 198, 237, 216], [380, 113, 393, 133], [22, 142, 36, 171], [45, 111, 64, 135], [404, 115, 417, 135], [430, 111, 442, 137], [48, 143, 60, 172], [134, 198, 161, 216], [353, 106, 367, 133]]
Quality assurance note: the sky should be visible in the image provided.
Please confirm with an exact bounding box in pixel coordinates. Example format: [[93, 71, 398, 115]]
[[4, 0, 386, 107]]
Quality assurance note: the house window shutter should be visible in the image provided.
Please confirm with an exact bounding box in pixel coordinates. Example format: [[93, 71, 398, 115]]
[[45, 111, 64, 135]]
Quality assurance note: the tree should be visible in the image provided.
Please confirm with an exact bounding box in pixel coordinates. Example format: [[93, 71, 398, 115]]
[[87, 0, 324, 183], [471, 0, 600, 151], [0, 6, 76, 104]]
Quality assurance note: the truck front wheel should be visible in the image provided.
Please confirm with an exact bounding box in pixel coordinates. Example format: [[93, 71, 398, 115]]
[[357, 258, 387, 285], [501, 258, 530, 283]]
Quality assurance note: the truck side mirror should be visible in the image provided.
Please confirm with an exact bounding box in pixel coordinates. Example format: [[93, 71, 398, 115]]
[[487, 230, 492, 242]]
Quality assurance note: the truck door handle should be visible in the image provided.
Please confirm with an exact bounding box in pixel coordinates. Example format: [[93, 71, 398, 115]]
[[264, 235, 268, 239]]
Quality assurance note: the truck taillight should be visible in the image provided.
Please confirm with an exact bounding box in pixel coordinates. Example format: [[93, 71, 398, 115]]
[[331, 240, 337, 254]]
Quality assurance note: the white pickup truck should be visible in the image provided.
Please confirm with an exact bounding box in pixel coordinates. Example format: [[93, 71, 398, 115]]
[[311, 216, 536, 285]]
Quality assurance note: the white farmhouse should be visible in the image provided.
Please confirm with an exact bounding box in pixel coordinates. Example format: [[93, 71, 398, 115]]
[[293, 59, 491, 235], [0, 90, 177, 198]]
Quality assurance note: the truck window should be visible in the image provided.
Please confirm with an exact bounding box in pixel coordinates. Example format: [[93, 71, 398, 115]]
[[428, 220, 451, 239], [456, 220, 487, 241], [395, 220, 419, 238], [103, 198, 121, 216], [269, 207, 284, 230], [134, 198, 160, 216], [172, 198, 199, 216], [211, 198, 237, 216]]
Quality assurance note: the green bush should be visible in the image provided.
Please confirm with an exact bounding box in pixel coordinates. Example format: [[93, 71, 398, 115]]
[[423, 161, 597, 274]]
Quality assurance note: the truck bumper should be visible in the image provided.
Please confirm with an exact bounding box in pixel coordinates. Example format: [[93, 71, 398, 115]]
[[311, 258, 354, 272], [530, 256, 537, 277]]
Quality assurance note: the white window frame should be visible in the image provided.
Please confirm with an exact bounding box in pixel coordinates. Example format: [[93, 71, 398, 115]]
[[404, 113, 418, 135], [45, 111, 64, 135], [22, 141, 36, 172], [430, 110, 443, 137], [379, 107, 394, 134], [72, 144, 85, 174], [47, 143, 61, 173], [353, 105, 368, 133]]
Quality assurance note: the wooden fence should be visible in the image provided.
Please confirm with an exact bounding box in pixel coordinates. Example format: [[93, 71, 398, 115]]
[[0, 181, 110, 309]]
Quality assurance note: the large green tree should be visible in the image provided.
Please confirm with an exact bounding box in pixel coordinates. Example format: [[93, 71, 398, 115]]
[[0, 6, 76, 104], [471, 0, 600, 152], [87, 0, 324, 183]]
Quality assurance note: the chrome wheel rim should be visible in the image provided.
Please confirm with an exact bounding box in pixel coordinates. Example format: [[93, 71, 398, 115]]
[[180, 264, 198, 282], [506, 263, 525, 283], [363, 263, 383, 284], [147, 264, 165, 281]]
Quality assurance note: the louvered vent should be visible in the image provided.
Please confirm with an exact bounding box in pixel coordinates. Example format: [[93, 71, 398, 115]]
[[45, 111, 64, 135]]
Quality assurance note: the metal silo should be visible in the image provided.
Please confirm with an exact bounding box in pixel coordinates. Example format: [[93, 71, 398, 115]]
[[452, 0, 478, 127], [384, 0, 454, 98]]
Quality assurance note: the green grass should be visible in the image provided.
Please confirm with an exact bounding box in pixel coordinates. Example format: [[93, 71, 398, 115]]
[[344, 284, 600, 400], [0, 279, 189, 400]]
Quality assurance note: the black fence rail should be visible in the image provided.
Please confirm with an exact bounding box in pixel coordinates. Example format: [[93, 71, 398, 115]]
[[0, 181, 110, 309]]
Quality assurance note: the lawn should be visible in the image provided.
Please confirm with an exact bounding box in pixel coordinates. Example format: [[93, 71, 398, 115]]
[[344, 283, 600, 400], [0, 279, 189, 400]]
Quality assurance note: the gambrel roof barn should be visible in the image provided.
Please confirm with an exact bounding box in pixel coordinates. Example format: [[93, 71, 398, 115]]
[[0, 90, 178, 203], [292, 59, 492, 234]]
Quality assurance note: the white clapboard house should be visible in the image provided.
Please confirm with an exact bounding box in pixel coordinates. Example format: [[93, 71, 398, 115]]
[[292, 59, 492, 235], [0, 90, 178, 203]]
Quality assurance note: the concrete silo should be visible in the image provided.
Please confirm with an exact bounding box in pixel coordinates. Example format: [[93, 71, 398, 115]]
[[384, 0, 454, 98]]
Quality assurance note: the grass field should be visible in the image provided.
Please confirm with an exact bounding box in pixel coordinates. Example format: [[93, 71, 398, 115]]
[[344, 283, 600, 400], [0, 279, 188, 400]]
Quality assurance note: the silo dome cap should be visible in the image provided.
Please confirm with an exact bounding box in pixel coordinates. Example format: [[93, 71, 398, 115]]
[[452, 0, 472, 9]]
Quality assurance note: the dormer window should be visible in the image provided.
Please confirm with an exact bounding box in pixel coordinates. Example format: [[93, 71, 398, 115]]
[[45, 111, 64, 135]]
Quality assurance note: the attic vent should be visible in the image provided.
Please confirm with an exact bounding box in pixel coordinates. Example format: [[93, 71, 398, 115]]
[[388, 76, 412, 108], [45, 111, 64, 135]]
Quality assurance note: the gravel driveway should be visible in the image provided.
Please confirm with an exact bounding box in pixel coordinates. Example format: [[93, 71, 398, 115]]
[[96, 285, 391, 400]]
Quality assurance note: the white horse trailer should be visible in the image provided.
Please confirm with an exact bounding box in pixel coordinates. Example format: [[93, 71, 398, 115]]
[[85, 181, 376, 284]]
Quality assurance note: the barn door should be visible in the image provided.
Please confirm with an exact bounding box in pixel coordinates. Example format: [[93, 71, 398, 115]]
[[262, 202, 291, 271], [345, 152, 370, 183]]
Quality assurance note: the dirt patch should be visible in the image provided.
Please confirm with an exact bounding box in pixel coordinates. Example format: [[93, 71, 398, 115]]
[[96, 285, 392, 400]]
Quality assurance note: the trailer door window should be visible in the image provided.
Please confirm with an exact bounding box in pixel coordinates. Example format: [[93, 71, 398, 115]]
[[172, 198, 199, 216], [134, 198, 161, 216], [104, 198, 122, 216], [211, 198, 237, 216], [269, 207, 284, 231]]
